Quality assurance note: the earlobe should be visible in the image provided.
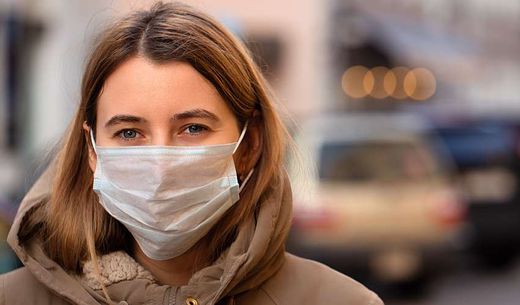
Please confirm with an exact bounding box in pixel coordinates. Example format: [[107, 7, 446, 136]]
[[250, 110, 263, 156], [82, 121, 97, 172], [250, 120, 262, 163], [242, 115, 263, 176]]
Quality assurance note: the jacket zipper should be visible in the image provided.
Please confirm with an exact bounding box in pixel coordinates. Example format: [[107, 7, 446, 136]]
[[163, 286, 178, 305]]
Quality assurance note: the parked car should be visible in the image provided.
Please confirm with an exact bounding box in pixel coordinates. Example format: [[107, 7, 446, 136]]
[[287, 113, 466, 286], [431, 118, 520, 267]]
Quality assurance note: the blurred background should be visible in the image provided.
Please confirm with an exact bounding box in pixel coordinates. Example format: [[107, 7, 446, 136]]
[[2, 0, 520, 304]]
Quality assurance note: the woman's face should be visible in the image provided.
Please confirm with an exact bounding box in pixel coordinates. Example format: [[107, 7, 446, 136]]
[[88, 56, 240, 148]]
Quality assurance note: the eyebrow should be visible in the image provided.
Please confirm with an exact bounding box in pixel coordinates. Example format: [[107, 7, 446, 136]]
[[104, 115, 147, 128], [104, 109, 220, 128], [172, 109, 220, 122]]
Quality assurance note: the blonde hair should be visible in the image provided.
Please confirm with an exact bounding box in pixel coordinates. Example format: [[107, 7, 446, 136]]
[[35, 1, 291, 277]]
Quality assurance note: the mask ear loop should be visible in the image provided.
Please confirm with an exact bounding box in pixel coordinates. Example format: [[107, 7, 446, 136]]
[[233, 120, 253, 191], [233, 120, 249, 154], [89, 128, 98, 155], [239, 168, 254, 192]]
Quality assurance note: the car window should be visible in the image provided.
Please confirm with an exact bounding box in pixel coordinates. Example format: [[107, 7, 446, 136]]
[[319, 140, 439, 182], [435, 125, 515, 168]]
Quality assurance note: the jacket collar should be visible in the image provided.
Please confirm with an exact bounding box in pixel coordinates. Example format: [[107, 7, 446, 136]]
[[7, 160, 100, 305], [7, 159, 293, 305]]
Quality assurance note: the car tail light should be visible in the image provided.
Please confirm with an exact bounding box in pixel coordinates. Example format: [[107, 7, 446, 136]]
[[433, 198, 466, 227]]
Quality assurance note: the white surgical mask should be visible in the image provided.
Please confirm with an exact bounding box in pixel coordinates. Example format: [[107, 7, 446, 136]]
[[90, 123, 253, 260]]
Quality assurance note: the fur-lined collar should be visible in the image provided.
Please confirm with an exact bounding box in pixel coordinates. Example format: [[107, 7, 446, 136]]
[[81, 251, 155, 290]]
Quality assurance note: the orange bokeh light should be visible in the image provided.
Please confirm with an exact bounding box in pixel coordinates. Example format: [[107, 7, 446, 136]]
[[342, 66, 371, 99]]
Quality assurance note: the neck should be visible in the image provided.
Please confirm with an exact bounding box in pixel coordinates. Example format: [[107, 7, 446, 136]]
[[133, 242, 210, 286]]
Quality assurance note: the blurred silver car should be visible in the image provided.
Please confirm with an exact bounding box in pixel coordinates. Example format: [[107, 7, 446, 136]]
[[288, 113, 466, 284]]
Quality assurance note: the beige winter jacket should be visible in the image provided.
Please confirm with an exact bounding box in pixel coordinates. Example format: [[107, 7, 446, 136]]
[[0, 162, 383, 305]]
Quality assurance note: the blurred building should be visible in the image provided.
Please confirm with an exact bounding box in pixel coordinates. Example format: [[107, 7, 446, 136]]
[[331, 0, 520, 117]]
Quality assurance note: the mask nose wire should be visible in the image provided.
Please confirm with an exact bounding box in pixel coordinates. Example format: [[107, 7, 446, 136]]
[[233, 120, 249, 154], [89, 128, 98, 155]]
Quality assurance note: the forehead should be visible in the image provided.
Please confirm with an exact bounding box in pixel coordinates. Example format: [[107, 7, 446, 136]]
[[96, 56, 233, 123]]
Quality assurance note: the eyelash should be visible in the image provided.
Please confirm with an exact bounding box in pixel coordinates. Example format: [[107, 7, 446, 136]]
[[113, 124, 209, 142], [113, 129, 141, 142], [181, 124, 209, 135]]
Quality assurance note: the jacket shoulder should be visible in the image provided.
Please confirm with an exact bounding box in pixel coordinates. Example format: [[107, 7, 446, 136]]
[[258, 253, 383, 305], [0, 267, 68, 305]]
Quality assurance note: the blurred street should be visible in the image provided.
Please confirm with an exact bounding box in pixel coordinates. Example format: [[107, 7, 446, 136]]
[[387, 258, 520, 305]]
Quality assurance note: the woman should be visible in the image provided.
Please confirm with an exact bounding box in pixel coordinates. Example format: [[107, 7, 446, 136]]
[[1, 2, 383, 305]]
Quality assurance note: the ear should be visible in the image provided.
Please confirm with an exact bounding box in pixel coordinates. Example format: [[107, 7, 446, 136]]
[[82, 121, 97, 172], [234, 111, 262, 181]]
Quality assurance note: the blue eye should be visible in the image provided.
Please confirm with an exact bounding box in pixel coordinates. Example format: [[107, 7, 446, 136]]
[[184, 124, 207, 135], [119, 129, 137, 139]]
